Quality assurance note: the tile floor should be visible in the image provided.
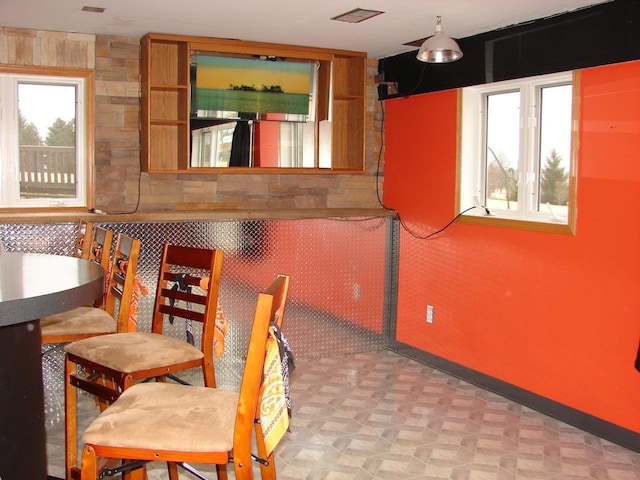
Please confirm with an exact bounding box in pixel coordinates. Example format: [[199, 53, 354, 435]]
[[47, 349, 640, 479]]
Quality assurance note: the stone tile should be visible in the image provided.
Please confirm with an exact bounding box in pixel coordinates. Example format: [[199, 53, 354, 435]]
[[47, 349, 640, 479]]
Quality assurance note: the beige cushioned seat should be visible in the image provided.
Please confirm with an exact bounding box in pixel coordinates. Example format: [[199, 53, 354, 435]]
[[41, 307, 116, 336], [82, 382, 238, 452], [64, 332, 204, 373]]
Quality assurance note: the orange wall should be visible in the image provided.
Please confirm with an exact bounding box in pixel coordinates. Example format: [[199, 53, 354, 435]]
[[383, 60, 640, 433], [253, 122, 279, 167]]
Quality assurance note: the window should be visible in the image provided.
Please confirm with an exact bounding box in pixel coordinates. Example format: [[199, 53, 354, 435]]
[[191, 123, 235, 167], [459, 72, 577, 230], [0, 67, 93, 210]]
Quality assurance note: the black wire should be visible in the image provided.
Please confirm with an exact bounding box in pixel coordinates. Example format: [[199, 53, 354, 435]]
[[379, 59, 427, 100], [403, 61, 428, 99], [375, 100, 393, 211], [92, 164, 142, 215], [399, 206, 480, 240], [375, 98, 489, 240]]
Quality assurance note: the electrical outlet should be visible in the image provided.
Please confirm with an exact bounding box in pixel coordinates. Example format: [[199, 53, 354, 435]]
[[426, 305, 434, 323]]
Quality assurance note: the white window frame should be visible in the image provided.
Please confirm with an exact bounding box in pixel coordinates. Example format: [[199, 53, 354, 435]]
[[458, 71, 577, 232], [0, 66, 93, 211]]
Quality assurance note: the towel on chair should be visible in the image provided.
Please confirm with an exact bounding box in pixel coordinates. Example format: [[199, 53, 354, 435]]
[[260, 323, 295, 456], [213, 300, 228, 358], [128, 275, 149, 332]]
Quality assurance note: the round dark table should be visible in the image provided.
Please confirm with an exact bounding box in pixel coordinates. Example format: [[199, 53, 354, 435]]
[[0, 252, 104, 480]]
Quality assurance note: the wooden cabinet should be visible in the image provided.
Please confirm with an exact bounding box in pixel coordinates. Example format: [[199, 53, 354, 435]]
[[141, 38, 190, 171], [140, 33, 366, 173]]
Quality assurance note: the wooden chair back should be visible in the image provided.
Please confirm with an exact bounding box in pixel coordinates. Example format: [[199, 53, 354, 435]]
[[152, 243, 224, 387], [252, 274, 290, 480], [270, 274, 289, 330], [87, 226, 113, 309], [105, 233, 141, 333], [74, 219, 93, 259], [89, 226, 113, 267], [233, 274, 290, 478]]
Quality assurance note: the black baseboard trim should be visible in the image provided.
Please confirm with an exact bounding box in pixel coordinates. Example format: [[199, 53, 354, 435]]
[[390, 342, 640, 453]]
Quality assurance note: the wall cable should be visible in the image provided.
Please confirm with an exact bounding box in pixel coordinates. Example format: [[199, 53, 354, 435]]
[[375, 99, 489, 240]]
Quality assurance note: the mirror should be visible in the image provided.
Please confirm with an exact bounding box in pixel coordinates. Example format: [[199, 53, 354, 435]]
[[189, 52, 319, 168], [190, 117, 316, 168]]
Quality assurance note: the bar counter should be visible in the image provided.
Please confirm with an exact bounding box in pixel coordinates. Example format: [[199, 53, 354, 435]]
[[0, 208, 396, 225]]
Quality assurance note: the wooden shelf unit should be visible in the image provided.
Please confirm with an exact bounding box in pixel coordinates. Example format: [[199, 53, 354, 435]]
[[331, 54, 366, 170], [140, 33, 366, 173], [141, 39, 190, 171]]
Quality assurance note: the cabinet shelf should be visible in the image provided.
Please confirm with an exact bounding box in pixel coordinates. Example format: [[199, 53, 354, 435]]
[[335, 93, 363, 100], [150, 119, 188, 125], [150, 84, 189, 90]]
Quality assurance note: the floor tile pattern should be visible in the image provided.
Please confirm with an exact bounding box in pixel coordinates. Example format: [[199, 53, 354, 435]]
[[47, 349, 640, 479]]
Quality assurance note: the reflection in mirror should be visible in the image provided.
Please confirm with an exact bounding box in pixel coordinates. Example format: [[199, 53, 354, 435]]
[[191, 121, 235, 167], [190, 117, 316, 168]]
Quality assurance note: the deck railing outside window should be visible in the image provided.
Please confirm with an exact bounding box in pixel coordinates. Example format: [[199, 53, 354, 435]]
[[19, 145, 76, 198]]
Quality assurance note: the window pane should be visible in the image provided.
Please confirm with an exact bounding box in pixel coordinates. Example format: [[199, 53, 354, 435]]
[[18, 83, 77, 200], [202, 130, 213, 166], [191, 123, 235, 167], [485, 91, 520, 211], [215, 126, 234, 167], [279, 122, 304, 168], [538, 84, 572, 220]]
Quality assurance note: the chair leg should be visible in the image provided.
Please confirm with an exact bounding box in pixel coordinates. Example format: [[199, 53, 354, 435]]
[[79, 445, 98, 480], [65, 357, 79, 480], [216, 463, 229, 480], [254, 423, 277, 480], [124, 463, 147, 480], [98, 374, 118, 411], [92, 371, 106, 410], [167, 462, 179, 480]]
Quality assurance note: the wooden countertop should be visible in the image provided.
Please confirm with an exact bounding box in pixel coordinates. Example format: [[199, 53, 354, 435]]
[[1, 208, 397, 225]]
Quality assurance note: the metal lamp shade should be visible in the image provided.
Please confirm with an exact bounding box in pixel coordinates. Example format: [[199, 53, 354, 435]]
[[416, 20, 463, 63]]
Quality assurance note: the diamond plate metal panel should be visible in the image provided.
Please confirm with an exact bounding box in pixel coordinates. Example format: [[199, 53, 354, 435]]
[[1, 217, 392, 424]]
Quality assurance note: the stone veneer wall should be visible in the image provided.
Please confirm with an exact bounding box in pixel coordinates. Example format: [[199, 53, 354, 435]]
[[0, 27, 385, 213]]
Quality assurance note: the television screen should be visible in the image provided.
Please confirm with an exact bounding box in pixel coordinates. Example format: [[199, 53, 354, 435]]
[[193, 55, 315, 121]]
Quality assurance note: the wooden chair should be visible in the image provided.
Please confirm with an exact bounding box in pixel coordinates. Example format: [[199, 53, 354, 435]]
[[177, 272, 290, 480], [64, 244, 224, 479], [40, 226, 119, 350], [76, 274, 290, 480], [180, 271, 290, 480], [253, 274, 290, 480], [74, 219, 94, 259]]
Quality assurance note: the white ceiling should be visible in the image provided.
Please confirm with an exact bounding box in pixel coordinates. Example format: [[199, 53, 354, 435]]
[[0, 0, 609, 59]]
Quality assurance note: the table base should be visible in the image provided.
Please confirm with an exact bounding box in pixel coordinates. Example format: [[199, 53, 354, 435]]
[[0, 320, 48, 479]]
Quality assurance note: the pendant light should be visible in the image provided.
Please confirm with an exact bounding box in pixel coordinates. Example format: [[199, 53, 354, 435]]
[[416, 16, 463, 63]]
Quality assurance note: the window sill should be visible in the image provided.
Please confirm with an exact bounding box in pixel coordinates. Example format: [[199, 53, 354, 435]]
[[458, 213, 575, 235]]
